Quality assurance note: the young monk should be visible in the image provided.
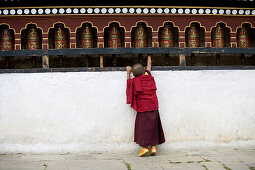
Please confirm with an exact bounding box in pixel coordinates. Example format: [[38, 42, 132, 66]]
[[126, 55, 165, 157]]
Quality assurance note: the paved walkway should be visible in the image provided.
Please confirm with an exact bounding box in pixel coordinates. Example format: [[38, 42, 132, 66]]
[[0, 147, 255, 170]]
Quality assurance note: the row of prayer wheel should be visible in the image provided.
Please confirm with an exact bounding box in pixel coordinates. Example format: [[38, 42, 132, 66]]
[[0, 23, 252, 50]]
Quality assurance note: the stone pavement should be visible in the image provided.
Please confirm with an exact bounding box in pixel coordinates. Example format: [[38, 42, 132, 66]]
[[0, 147, 255, 170]]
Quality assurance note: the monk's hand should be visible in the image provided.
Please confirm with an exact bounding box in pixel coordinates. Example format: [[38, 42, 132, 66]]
[[126, 66, 132, 74]]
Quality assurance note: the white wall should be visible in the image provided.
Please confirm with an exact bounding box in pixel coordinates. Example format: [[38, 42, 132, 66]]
[[0, 70, 255, 153]]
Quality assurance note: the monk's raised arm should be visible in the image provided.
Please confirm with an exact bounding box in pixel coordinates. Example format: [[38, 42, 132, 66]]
[[146, 55, 152, 71], [126, 66, 131, 80]]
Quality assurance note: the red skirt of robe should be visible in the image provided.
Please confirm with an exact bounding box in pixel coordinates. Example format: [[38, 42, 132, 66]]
[[134, 110, 165, 147]]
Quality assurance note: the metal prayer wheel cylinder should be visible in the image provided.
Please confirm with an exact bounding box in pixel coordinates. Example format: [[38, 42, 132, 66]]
[[26, 24, 42, 49], [237, 26, 250, 48], [79, 24, 94, 48], [0, 26, 14, 50], [108, 23, 121, 48], [212, 24, 225, 48], [159, 23, 174, 47], [53, 23, 68, 49], [186, 23, 200, 47], [132, 23, 148, 48]]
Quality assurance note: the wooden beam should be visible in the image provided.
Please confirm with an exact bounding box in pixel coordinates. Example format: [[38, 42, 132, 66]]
[[1, 48, 255, 57]]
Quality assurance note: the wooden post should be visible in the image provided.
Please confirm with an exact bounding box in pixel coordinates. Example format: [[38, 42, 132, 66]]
[[59, 55, 63, 68], [112, 54, 117, 66], [165, 54, 169, 66], [100, 55, 103, 68], [138, 54, 143, 63], [42, 55, 49, 68], [216, 54, 220, 66], [6, 57, 10, 69], [191, 53, 195, 66], [32, 56, 36, 68], [241, 54, 245, 65], [85, 55, 89, 67], [179, 53, 186, 66]]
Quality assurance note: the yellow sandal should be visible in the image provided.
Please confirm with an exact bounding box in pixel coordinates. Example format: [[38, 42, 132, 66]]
[[138, 147, 149, 157], [150, 146, 156, 156]]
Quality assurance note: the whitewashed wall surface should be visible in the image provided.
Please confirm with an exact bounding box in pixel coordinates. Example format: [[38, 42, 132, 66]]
[[0, 70, 255, 153]]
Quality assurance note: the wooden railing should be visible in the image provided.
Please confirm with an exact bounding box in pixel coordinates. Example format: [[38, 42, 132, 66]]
[[0, 47, 255, 73]]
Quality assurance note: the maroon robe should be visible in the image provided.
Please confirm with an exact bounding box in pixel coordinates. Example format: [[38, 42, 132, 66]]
[[126, 70, 165, 147], [126, 70, 158, 112]]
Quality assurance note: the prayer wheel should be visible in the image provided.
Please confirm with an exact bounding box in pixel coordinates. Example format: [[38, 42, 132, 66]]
[[237, 26, 250, 48], [26, 24, 42, 49], [108, 23, 121, 48], [212, 24, 225, 48], [0, 26, 14, 50], [132, 23, 147, 48], [159, 23, 174, 47], [79, 23, 94, 48], [186, 23, 200, 47], [53, 23, 68, 49]]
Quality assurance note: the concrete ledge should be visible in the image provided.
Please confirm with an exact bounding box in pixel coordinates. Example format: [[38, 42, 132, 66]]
[[1, 140, 255, 154]]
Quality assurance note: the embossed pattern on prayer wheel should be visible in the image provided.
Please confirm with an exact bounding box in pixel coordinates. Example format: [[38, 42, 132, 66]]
[[237, 26, 250, 48], [186, 23, 200, 47], [26, 24, 42, 49], [132, 23, 147, 48], [0, 26, 14, 50], [212, 24, 225, 48], [54, 23, 68, 49], [79, 24, 94, 48], [159, 23, 174, 47], [108, 23, 121, 48]]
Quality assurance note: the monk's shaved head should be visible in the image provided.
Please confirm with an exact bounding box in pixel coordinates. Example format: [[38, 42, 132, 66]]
[[132, 63, 144, 77]]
